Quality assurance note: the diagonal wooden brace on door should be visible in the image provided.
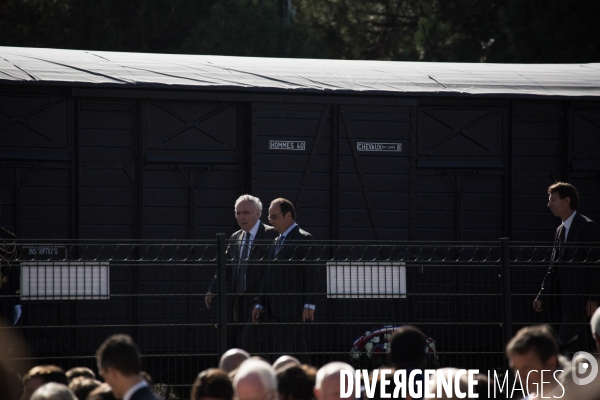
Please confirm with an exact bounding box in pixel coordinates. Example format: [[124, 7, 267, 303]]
[[340, 107, 382, 240]]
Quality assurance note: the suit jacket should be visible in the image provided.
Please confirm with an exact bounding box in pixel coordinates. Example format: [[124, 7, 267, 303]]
[[130, 386, 163, 400], [0, 263, 20, 323], [0, 233, 19, 323], [258, 225, 318, 321], [208, 222, 277, 296], [537, 212, 600, 308]]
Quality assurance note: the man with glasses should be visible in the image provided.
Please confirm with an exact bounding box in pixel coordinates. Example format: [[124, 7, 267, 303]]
[[205, 194, 277, 351], [252, 198, 316, 362]]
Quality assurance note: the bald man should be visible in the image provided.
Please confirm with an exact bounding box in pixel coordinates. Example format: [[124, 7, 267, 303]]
[[233, 359, 278, 400], [314, 362, 355, 400], [219, 348, 250, 374]]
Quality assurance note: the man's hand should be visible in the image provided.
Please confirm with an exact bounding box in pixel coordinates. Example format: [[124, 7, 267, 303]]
[[587, 300, 599, 316], [205, 292, 214, 309], [302, 307, 315, 322], [252, 308, 263, 323], [13, 305, 22, 325], [533, 300, 543, 312]]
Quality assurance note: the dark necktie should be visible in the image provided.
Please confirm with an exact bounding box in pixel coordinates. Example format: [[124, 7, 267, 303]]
[[235, 232, 250, 293], [274, 235, 286, 257], [558, 226, 566, 258], [552, 227, 565, 262]]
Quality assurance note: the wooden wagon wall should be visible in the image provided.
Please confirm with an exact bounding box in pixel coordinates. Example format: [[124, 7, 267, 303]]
[[2, 85, 599, 370], [1, 87, 599, 242]]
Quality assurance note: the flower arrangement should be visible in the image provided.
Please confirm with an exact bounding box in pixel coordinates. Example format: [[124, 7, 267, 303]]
[[349, 325, 440, 370]]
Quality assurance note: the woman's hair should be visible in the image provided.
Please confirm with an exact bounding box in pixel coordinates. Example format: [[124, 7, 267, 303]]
[[191, 368, 234, 400]]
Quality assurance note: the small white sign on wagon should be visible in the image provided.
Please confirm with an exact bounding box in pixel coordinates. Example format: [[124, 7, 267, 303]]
[[326, 261, 406, 298], [269, 140, 306, 150], [357, 142, 402, 152], [21, 262, 110, 300]]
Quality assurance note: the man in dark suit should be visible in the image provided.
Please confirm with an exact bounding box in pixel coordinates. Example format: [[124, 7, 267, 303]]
[[96, 334, 161, 400], [534, 182, 600, 351], [0, 227, 21, 326], [252, 198, 317, 361], [205, 194, 277, 351]]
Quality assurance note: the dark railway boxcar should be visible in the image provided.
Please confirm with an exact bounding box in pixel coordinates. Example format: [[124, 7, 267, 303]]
[[1, 47, 600, 382]]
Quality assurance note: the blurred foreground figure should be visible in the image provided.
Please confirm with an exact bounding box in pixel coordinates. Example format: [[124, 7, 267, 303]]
[[277, 365, 316, 400], [68, 377, 101, 400], [65, 367, 96, 383], [86, 383, 117, 400], [30, 383, 76, 400], [233, 359, 277, 400], [22, 366, 68, 400], [272, 355, 301, 374], [190, 368, 233, 400], [0, 317, 28, 400], [506, 325, 565, 399], [556, 309, 600, 400], [314, 362, 355, 400], [388, 325, 426, 400], [219, 348, 250, 374], [95, 334, 162, 400]]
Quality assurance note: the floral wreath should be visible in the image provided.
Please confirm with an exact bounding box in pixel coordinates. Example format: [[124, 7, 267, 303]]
[[349, 325, 440, 369]]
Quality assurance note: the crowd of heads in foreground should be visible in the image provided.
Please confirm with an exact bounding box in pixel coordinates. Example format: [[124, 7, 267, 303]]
[[4, 310, 600, 400]]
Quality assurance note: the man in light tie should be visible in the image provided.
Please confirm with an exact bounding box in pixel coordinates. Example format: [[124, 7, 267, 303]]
[[252, 198, 317, 362], [206, 194, 277, 350]]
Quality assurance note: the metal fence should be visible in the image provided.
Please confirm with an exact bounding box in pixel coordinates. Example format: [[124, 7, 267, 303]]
[[0, 236, 598, 395]]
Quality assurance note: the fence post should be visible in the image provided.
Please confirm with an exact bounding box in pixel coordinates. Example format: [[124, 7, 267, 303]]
[[217, 233, 228, 357], [500, 237, 513, 346]]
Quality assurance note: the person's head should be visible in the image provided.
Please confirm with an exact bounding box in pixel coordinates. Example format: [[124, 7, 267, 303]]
[[68, 377, 101, 400], [219, 349, 250, 374], [86, 383, 116, 400], [65, 367, 95, 383], [277, 365, 315, 400], [235, 195, 263, 232], [591, 307, 600, 352], [314, 362, 355, 400], [190, 368, 233, 400], [233, 359, 277, 400], [388, 325, 427, 370], [268, 199, 296, 234], [30, 383, 76, 400], [22, 366, 68, 400], [95, 334, 142, 398], [0, 317, 28, 400], [272, 355, 301, 374], [301, 364, 317, 383], [1, 363, 23, 400], [547, 182, 579, 219], [506, 325, 559, 396]]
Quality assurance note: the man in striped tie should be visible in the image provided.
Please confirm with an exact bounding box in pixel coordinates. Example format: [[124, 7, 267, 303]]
[[206, 194, 277, 351]]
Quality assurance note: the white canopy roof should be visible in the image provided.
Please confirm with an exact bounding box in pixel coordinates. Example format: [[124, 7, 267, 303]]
[[1, 46, 599, 98]]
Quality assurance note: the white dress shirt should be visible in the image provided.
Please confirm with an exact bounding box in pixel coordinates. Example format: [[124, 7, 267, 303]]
[[240, 219, 262, 257], [562, 210, 577, 242], [123, 380, 148, 400]]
